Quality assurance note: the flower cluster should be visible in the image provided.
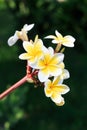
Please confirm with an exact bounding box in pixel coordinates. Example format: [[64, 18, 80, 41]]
[[8, 24, 75, 106]]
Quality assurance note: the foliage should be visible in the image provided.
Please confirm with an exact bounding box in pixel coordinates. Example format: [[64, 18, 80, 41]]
[[0, 0, 87, 130]]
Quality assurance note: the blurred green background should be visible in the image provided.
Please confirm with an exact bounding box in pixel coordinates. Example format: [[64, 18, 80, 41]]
[[0, 0, 87, 130]]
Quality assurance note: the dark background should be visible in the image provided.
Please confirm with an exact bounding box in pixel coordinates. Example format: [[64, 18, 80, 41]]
[[0, 0, 87, 130]]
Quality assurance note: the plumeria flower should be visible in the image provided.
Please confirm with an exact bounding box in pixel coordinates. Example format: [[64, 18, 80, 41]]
[[34, 47, 64, 82], [3, 22, 75, 106], [8, 23, 34, 46], [44, 76, 70, 106], [45, 30, 75, 47], [19, 35, 46, 66]]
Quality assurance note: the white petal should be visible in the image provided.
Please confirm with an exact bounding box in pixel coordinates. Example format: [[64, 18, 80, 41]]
[[38, 70, 49, 82], [42, 46, 49, 53], [19, 53, 30, 60], [62, 69, 70, 79], [45, 35, 56, 39], [23, 41, 33, 52], [48, 47, 54, 56], [58, 77, 63, 84], [50, 68, 62, 77], [23, 24, 34, 32], [28, 58, 38, 69], [59, 84, 70, 94], [52, 40, 58, 44], [53, 76, 63, 85], [49, 53, 64, 65], [64, 35, 75, 42], [58, 62, 65, 69], [44, 79, 53, 97], [8, 32, 18, 46], [55, 30, 62, 37], [57, 53, 64, 63], [62, 42, 74, 47], [63, 35, 75, 47], [51, 94, 63, 103], [56, 97, 65, 106]]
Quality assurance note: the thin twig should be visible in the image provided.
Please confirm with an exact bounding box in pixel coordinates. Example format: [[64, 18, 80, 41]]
[[0, 75, 27, 100]]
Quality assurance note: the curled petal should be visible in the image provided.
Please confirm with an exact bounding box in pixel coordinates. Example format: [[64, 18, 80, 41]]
[[52, 40, 58, 44], [64, 35, 75, 42], [8, 31, 18, 46], [44, 79, 53, 97], [19, 53, 30, 60], [62, 69, 70, 79], [63, 36, 75, 47], [23, 24, 34, 32], [55, 30, 63, 38], [45, 35, 56, 39], [51, 93, 63, 103], [56, 98, 65, 106], [62, 42, 74, 47]]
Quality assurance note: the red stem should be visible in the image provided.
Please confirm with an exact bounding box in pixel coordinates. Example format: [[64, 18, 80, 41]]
[[0, 75, 27, 100], [0, 62, 33, 100]]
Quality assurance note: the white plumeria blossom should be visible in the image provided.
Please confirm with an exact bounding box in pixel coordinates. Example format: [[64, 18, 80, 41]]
[[45, 30, 75, 47], [19, 35, 46, 66], [33, 47, 64, 82], [44, 76, 70, 106], [8, 23, 34, 46]]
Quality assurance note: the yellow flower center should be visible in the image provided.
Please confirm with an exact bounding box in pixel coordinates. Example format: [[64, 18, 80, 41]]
[[56, 35, 64, 43]]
